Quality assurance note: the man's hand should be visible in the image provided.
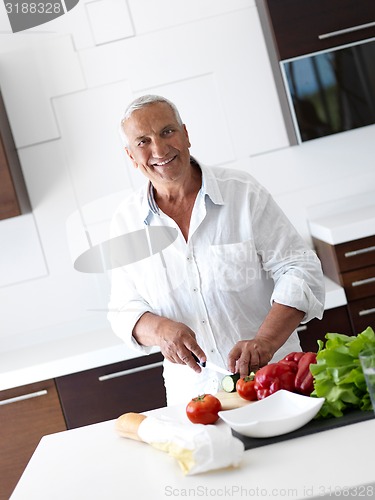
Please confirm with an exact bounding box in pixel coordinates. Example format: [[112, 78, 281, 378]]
[[228, 338, 274, 377], [228, 303, 305, 377], [133, 313, 206, 373], [158, 319, 207, 373]]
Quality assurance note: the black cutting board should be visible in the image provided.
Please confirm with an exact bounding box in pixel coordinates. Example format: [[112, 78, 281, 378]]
[[234, 409, 375, 450]]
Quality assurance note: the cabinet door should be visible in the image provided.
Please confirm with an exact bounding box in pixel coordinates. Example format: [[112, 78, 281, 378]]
[[56, 352, 166, 429], [341, 265, 375, 301], [265, 0, 375, 59], [297, 306, 353, 352], [0, 135, 20, 219], [0, 91, 30, 220], [347, 296, 375, 334], [0, 380, 66, 500]]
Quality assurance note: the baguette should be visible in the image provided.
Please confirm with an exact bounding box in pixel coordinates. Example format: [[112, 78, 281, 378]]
[[115, 412, 147, 441]]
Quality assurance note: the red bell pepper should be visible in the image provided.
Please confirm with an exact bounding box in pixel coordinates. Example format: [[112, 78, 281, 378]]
[[281, 351, 305, 364], [294, 351, 317, 396], [254, 362, 296, 399]]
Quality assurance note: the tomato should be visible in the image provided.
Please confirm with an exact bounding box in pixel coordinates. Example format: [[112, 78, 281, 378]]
[[236, 375, 257, 401], [186, 394, 222, 424]]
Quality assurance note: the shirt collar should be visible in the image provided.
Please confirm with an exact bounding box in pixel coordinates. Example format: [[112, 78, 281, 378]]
[[142, 157, 224, 224]]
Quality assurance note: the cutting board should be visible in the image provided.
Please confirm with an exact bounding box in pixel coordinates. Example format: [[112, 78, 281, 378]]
[[216, 391, 253, 410]]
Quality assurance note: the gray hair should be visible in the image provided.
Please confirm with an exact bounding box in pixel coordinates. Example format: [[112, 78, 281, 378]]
[[120, 95, 183, 146]]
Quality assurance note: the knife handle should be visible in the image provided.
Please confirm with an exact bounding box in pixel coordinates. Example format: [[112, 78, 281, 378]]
[[192, 352, 206, 367]]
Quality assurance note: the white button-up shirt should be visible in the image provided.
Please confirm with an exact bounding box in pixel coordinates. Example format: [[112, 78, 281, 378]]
[[108, 164, 325, 405]]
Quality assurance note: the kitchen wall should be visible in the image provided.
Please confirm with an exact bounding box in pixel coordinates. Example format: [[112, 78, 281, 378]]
[[0, 0, 374, 352]]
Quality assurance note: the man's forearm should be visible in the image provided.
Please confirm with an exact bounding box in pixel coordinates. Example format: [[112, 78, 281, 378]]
[[132, 311, 165, 347], [255, 301, 305, 353]]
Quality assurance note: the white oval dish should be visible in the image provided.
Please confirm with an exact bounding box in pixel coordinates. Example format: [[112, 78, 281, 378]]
[[218, 390, 325, 438]]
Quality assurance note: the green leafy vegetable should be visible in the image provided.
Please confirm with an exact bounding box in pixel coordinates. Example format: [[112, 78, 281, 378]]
[[311, 327, 375, 418]]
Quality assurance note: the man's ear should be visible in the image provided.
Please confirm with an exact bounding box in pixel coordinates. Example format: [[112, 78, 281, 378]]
[[183, 124, 191, 148], [125, 147, 138, 169]]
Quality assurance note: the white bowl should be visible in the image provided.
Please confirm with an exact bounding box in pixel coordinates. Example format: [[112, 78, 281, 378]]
[[218, 390, 325, 438]]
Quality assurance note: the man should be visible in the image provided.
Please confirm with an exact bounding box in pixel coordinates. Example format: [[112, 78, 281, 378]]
[[108, 95, 325, 405]]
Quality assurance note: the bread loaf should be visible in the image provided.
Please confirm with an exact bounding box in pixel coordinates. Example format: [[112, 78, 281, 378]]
[[115, 412, 147, 441]]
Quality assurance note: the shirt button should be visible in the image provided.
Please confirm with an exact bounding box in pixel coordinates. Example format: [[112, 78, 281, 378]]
[[201, 320, 206, 324], [193, 287, 198, 292]]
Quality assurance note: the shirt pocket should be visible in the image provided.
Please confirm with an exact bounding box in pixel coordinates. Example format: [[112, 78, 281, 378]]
[[209, 239, 260, 292]]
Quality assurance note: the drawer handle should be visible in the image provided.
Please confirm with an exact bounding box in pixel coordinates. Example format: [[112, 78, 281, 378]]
[[344, 245, 375, 258], [351, 276, 375, 287], [0, 389, 48, 406], [98, 361, 163, 382], [359, 307, 375, 317], [318, 21, 375, 40], [296, 325, 307, 333]]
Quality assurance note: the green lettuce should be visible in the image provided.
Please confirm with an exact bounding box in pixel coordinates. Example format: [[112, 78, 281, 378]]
[[311, 327, 375, 418]]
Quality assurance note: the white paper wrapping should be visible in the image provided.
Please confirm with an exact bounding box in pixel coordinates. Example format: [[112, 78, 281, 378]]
[[137, 416, 244, 475]]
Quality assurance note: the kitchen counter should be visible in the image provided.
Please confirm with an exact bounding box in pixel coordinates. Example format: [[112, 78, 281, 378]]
[[307, 192, 375, 245], [0, 276, 346, 391], [0, 328, 158, 391], [10, 404, 375, 500]]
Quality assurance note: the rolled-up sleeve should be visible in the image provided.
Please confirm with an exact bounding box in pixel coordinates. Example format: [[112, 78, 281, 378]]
[[253, 188, 325, 324], [270, 252, 325, 323]]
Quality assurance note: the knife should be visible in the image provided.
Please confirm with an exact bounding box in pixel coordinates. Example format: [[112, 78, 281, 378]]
[[192, 353, 233, 376]]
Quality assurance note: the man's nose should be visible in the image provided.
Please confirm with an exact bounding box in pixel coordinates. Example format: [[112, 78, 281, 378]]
[[152, 137, 168, 158]]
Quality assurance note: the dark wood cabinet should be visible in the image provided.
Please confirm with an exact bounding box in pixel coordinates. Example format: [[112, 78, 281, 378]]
[[55, 352, 166, 429], [0, 353, 167, 497], [261, 0, 375, 60], [0, 380, 67, 500], [0, 90, 30, 220], [347, 296, 375, 334], [297, 305, 353, 352], [312, 234, 375, 336]]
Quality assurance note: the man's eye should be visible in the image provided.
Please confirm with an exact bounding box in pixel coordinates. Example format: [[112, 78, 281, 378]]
[[163, 128, 174, 135], [137, 139, 147, 147]]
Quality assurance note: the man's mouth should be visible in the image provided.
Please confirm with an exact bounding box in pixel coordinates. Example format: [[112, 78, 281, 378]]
[[152, 155, 177, 167]]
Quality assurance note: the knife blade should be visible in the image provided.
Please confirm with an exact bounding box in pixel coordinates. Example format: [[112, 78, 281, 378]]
[[192, 353, 233, 376], [204, 361, 234, 376]]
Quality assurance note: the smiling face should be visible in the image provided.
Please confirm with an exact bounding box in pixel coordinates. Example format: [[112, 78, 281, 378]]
[[122, 101, 192, 189]]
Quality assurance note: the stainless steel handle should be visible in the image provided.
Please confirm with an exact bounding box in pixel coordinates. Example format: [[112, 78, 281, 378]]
[[296, 325, 307, 333], [359, 307, 375, 317], [0, 389, 48, 406], [352, 276, 375, 287], [318, 21, 375, 40], [345, 245, 375, 258], [98, 361, 163, 382]]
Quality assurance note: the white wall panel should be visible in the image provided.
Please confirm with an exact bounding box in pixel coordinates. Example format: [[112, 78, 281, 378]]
[[0, 139, 110, 344], [86, 0, 134, 45], [0, 36, 85, 147], [213, 9, 289, 155], [52, 80, 137, 209], [128, 0, 254, 34], [133, 74, 236, 166], [80, 8, 287, 156], [18, 140, 80, 272], [44, 2, 95, 49], [0, 214, 47, 287]]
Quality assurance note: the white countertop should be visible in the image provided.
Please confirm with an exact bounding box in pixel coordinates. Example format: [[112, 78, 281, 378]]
[[307, 192, 375, 245], [10, 405, 375, 500], [0, 276, 347, 392], [0, 328, 151, 392]]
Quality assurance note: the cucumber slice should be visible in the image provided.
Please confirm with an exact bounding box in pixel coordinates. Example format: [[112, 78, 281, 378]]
[[221, 373, 241, 393]]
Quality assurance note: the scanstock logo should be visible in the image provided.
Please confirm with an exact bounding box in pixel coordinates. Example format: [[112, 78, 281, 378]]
[[4, 0, 80, 32]]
